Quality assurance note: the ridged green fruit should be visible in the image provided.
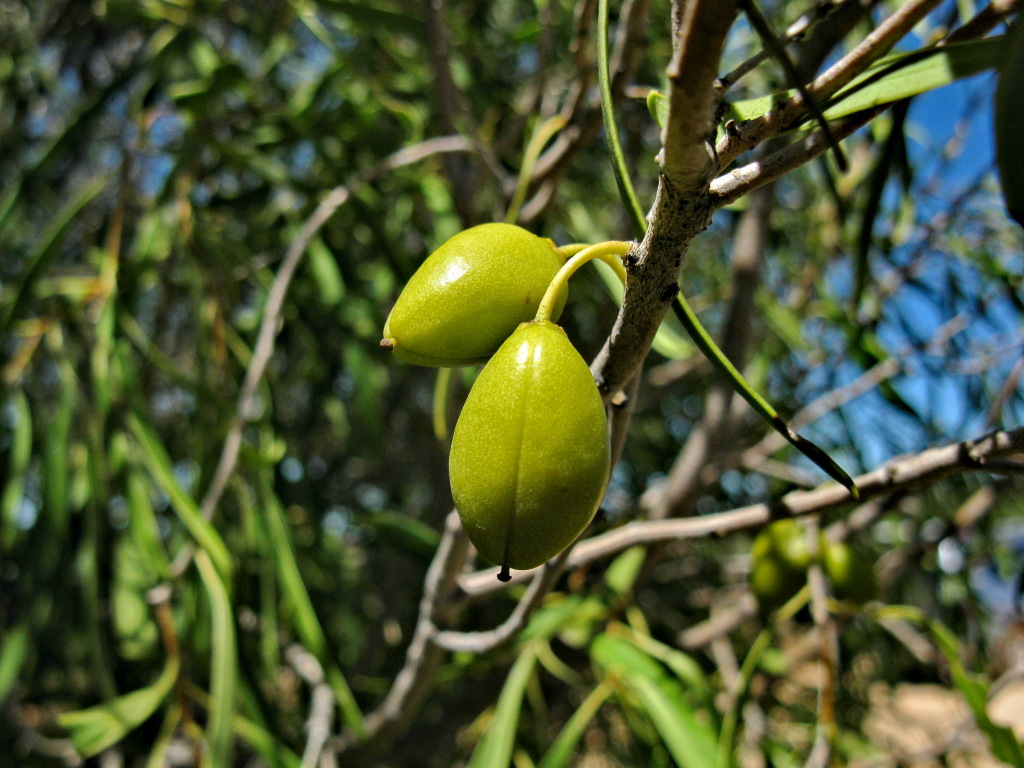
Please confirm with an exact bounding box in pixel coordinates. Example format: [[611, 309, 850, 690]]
[[449, 320, 610, 578], [822, 540, 878, 605], [751, 520, 878, 611], [750, 520, 811, 613], [382, 223, 568, 367]]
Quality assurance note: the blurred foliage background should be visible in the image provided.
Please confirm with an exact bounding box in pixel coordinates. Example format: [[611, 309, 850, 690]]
[[1, 0, 1024, 766]]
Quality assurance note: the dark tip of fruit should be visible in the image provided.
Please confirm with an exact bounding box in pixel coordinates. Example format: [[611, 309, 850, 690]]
[[380, 338, 395, 351], [497, 564, 511, 582]]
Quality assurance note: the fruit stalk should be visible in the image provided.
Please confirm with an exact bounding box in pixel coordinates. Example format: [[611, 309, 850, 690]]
[[535, 241, 631, 323]]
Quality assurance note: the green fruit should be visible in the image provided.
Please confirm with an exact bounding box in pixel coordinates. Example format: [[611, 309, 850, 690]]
[[750, 519, 813, 612], [449, 320, 610, 578], [382, 223, 568, 367], [822, 540, 878, 605]]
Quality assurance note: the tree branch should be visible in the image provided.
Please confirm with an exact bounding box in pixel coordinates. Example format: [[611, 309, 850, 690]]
[[458, 426, 1024, 596], [335, 511, 470, 757]]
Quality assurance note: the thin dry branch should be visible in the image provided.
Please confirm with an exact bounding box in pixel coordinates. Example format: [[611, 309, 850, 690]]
[[458, 426, 1024, 596], [286, 644, 335, 768], [434, 551, 570, 653], [197, 136, 472, 526], [335, 511, 470, 756]]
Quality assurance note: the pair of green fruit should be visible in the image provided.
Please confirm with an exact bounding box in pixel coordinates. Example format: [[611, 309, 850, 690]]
[[750, 519, 879, 612], [382, 223, 611, 580]]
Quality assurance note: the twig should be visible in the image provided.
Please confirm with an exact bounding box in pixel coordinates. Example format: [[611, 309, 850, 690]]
[[677, 593, 759, 649], [710, 103, 886, 209], [717, 0, 856, 91], [458, 426, 1024, 596], [589, 0, 738, 401], [166, 136, 472, 577], [286, 644, 335, 768], [334, 511, 469, 756], [434, 550, 570, 653], [739, 0, 848, 170], [521, 0, 652, 223]]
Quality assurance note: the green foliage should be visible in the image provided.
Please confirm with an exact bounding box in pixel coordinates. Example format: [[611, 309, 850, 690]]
[[1, 1, 1022, 766]]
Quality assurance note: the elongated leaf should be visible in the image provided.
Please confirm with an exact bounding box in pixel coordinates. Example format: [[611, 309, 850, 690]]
[[1, 390, 32, 550], [259, 473, 364, 735], [617, 628, 712, 708], [0, 623, 30, 701], [127, 414, 232, 580], [995, 20, 1024, 227], [195, 549, 237, 767], [58, 655, 179, 757], [1, 177, 108, 331], [927, 619, 1024, 767], [591, 634, 717, 768], [43, 359, 76, 530], [723, 37, 1004, 126], [537, 683, 612, 768], [468, 648, 538, 768]]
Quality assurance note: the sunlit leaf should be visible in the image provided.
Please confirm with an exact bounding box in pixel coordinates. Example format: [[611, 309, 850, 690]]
[[58, 656, 179, 757], [194, 549, 237, 767], [468, 647, 538, 768]]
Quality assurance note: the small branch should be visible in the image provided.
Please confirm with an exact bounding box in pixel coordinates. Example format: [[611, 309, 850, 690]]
[[286, 644, 334, 768], [336, 511, 469, 756], [709, 104, 884, 209], [718, 0, 859, 92], [677, 593, 759, 649], [194, 136, 472, 528], [434, 551, 569, 653], [458, 426, 1024, 596]]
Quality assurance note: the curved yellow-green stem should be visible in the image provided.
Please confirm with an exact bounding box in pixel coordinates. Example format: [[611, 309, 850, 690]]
[[536, 241, 631, 323], [433, 366, 454, 443]]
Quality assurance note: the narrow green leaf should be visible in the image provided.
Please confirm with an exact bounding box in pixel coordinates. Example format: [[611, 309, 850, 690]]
[[591, 634, 717, 768], [618, 628, 712, 708], [1, 176, 108, 331], [194, 549, 237, 767], [825, 37, 1003, 119], [125, 470, 172, 581], [127, 414, 232, 581], [58, 655, 179, 757], [647, 89, 668, 129], [0, 623, 30, 701], [307, 236, 346, 306], [537, 683, 612, 768], [1, 390, 32, 550], [468, 648, 538, 768], [604, 546, 647, 596], [259, 474, 365, 735], [598, 0, 646, 236], [995, 20, 1024, 228], [629, 674, 717, 768], [43, 359, 76, 530], [727, 38, 1003, 126], [926, 619, 1024, 767], [145, 702, 182, 768]]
